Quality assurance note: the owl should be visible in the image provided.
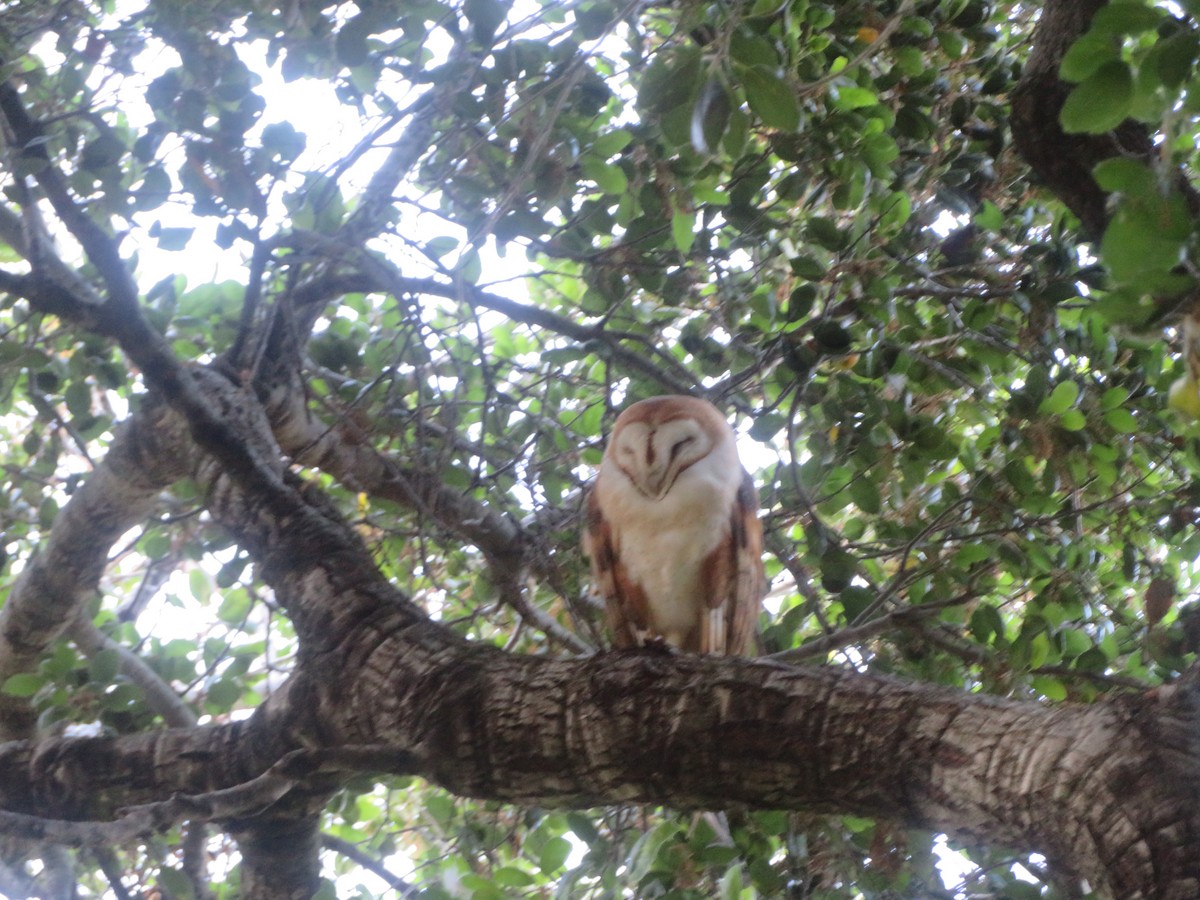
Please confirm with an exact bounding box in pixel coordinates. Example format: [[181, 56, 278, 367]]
[[583, 395, 766, 655]]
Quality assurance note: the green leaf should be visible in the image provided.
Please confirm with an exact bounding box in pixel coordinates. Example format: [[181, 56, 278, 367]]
[[953, 543, 992, 566], [457, 248, 483, 284], [155, 226, 194, 251], [135, 168, 171, 210], [691, 77, 732, 154], [820, 548, 857, 594], [832, 85, 877, 110], [425, 235, 459, 259], [806, 217, 846, 251], [738, 65, 801, 131], [2, 673, 44, 698], [1104, 407, 1138, 433], [638, 46, 701, 115], [1028, 631, 1053, 668], [81, 130, 126, 171], [1038, 381, 1080, 415], [719, 863, 743, 900], [591, 129, 633, 157], [205, 678, 243, 712], [464, 0, 506, 45], [750, 412, 787, 441], [1158, 31, 1200, 88], [89, 648, 121, 685], [581, 157, 628, 195], [156, 867, 195, 899], [189, 568, 212, 603], [729, 28, 781, 68], [938, 30, 967, 59], [790, 254, 826, 279], [1061, 627, 1094, 658], [671, 209, 697, 253], [1060, 61, 1133, 133], [261, 121, 307, 161], [567, 812, 600, 845], [1100, 192, 1190, 282], [539, 835, 572, 873], [970, 604, 1006, 643], [880, 191, 912, 231], [493, 867, 536, 887], [892, 46, 926, 77], [862, 132, 899, 174], [973, 200, 1004, 231], [218, 589, 253, 623], [1060, 31, 1119, 82], [1091, 2, 1164, 35], [1093, 157, 1157, 194], [848, 476, 881, 513], [627, 821, 678, 880], [1060, 408, 1087, 431], [1101, 387, 1130, 410], [1031, 675, 1068, 702], [839, 585, 874, 621]]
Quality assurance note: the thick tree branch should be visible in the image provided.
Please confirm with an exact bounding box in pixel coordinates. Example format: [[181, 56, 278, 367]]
[[0, 624, 1195, 898], [0, 399, 192, 737]]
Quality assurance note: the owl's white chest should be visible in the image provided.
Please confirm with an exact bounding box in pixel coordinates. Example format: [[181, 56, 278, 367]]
[[601, 458, 736, 642]]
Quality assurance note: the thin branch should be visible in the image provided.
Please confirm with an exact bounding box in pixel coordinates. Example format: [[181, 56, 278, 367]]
[[283, 256, 697, 395], [322, 834, 420, 898], [68, 618, 198, 727], [769, 594, 977, 664], [0, 80, 139, 310], [92, 848, 136, 900]]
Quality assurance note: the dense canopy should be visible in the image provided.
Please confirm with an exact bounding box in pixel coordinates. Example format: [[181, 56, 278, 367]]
[[0, 0, 1199, 896]]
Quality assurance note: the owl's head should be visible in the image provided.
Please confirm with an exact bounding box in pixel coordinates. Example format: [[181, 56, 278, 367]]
[[606, 395, 736, 500]]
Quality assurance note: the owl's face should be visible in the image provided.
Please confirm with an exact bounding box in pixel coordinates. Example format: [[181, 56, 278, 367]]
[[609, 415, 714, 500]]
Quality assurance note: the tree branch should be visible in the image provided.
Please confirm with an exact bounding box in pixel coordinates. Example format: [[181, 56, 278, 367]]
[[322, 834, 420, 897], [68, 618, 198, 727], [0, 398, 192, 738]]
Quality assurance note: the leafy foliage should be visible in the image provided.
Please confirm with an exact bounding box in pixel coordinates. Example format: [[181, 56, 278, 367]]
[[0, 0, 1198, 895]]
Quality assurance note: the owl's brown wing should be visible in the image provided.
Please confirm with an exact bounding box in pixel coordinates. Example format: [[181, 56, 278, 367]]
[[699, 469, 766, 655], [583, 486, 651, 649]]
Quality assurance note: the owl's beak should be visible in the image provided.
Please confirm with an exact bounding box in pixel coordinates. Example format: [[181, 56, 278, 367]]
[[632, 471, 668, 499], [631, 458, 675, 500]]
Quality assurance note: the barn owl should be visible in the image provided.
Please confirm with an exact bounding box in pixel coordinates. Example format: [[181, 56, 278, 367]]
[[583, 395, 766, 655]]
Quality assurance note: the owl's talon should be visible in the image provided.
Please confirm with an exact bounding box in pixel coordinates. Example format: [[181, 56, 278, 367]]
[[640, 637, 676, 655]]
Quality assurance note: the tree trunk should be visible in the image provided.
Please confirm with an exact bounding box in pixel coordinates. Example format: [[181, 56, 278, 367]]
[[1011, 0, 1200, 239]]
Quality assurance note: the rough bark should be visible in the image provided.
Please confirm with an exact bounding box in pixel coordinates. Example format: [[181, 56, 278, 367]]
[[233, 817, 323, 900]]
